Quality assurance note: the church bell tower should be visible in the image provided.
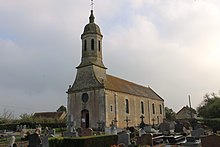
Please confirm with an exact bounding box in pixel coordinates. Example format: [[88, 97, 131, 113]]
[[70, 10, 107, 92], [79, 10, 105, 69], [67, 9, 107, 129]]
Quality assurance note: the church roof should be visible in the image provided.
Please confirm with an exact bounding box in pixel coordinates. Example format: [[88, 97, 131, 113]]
[[104, 74, 164, 101]]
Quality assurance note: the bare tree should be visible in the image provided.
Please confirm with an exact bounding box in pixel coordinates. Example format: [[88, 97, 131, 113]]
[[0, 109, 14, 123]]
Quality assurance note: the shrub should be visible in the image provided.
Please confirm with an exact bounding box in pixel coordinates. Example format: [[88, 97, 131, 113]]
[[49, 135, 118, 147], [203, 118, 220, 132], [0, 123, 17, 131]]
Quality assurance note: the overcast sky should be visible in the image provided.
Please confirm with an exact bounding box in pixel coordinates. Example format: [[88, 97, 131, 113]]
[[0, 0, 220, 117]]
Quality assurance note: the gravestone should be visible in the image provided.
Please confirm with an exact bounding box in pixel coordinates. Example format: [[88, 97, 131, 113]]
[[28, 133, 42, 147], [66, 115, 73, 133], [175, 122, 183, 133], [37, 124, 42, 134], [110, 123, 117, 135], [191, 128, 205, 138], [136, 133, 153, 146], [19, 125, 23, 132], [118, 131, 131, 147], [8, 136, 15, 147], [23, 125, 26, 130], [124, 116, 131, 129], [63, 131, 78, 137], [97, 120, 105, 132], [180, 136, 201, 146], [44, 127, 49, 136], [169, 121, 176, 130], [144, 125, 152, 133], [16, 125, 20, 132], [201, 134, 220, 147], [63, 127, 78, 137], [76, 127, 82, 137], [139, 115, 145, 129], [81, 128, 93, 136], [105, 127, 111, 135], [159, 122, 170, 135], [138, 128, 146, 136], [128, 127, 135, 138], [42, 136, 49, 147]]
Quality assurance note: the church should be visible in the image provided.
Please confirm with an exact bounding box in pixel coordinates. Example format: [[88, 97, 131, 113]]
[[67, 10, 165, 129]]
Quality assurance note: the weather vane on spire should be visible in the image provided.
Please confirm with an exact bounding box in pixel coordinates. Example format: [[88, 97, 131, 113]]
[[91, 0, 94, 11]]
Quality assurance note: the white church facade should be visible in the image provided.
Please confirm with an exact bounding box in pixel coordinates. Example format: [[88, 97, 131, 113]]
[[67, 10, 165, 129]]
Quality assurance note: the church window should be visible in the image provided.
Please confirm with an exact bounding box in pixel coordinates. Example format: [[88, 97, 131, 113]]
[[159, 104, 162, 114], [141, 101, 144, 114], [84, 40, 87, 51], [125, 99, 129, 114], [91, 39, 94, 50], [98, 40, 101, 51], [81, 93, 89, 103], [110, 105, 113, 112], [152, 103, 155, 114]]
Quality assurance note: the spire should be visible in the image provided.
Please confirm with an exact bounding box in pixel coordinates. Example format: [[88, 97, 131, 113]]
[[89, 10, 95, 23]]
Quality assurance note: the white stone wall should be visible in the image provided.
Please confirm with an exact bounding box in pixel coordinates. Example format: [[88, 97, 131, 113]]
[[105, 90, 165, 128], [68, 88, 106, 129]]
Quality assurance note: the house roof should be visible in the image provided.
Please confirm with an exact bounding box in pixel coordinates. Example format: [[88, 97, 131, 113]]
[[104, 74, 164, 101], [33, 112, 66, 119], [176, 106, 196, 115]]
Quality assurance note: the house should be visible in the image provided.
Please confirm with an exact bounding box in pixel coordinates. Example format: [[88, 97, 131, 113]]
[[176, 106, 197, 120]]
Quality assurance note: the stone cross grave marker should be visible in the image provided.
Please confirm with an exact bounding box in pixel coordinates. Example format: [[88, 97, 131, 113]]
[[124, 116, 131, 129], [140, 115, 145, 129]]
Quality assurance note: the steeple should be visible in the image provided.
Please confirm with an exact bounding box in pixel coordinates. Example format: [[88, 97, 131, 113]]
[[71, 9, 107, 91], [77, 10, 106, 69], [89, 10, 95, 23]]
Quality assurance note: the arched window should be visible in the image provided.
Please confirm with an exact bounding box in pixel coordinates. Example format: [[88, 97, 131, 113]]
[[125, 99, 129, 114], [152, 103, 155, 114], [84, 40, 87, 51], [141, 101, 144, 114], [91, 39, 94, 50], [98, 40, 101, 51], [159, 104, 162, 114]]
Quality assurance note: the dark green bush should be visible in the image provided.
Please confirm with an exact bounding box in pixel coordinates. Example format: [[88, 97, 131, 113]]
[[49, 135, 118, 147], [203, 118, 220, 132], [0, 123, 17, 131]]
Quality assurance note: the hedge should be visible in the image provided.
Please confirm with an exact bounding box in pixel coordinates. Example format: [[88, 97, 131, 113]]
[[203, 118, 220, 132], [49, 135, 118, 147], [0, 123, 17, 131]]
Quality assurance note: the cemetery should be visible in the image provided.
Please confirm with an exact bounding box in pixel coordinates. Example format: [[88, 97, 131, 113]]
[[1, 116, 220, 147], [1, 1, 220, 147]]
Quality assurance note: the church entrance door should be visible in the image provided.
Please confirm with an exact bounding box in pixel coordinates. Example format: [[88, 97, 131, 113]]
[[81, 109, 89, 128]]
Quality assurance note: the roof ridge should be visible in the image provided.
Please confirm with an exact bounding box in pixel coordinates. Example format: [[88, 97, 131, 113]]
[[105, 74, 163, 101], [106, 74, 149, 89]]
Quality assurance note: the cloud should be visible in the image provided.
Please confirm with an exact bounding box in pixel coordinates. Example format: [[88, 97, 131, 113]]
[[103, 0, 220, 111], [0, 0, 220, 116]]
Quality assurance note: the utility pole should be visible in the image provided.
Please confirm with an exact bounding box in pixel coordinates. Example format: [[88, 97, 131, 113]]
[[188, 95, 193, 119]]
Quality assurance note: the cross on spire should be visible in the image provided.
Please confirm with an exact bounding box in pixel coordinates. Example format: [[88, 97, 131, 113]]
[[91, 0, 94, 11]]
